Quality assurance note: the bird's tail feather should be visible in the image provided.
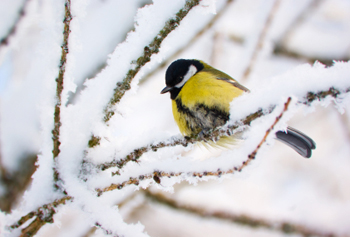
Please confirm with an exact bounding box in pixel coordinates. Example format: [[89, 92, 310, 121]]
[[275, 127, 316, 158]]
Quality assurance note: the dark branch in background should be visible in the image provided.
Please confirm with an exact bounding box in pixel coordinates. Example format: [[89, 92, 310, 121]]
[[273, 46, 350, 67], [279, 0, 324, 45], [52, 0, 72, 188], [0, 0, 30, 48], [0, 154, 37, 213], [0, 0, 40, 214], [272, 0, 350, 66], [96, 98, 292, 195], [144, 190, 337, 237], [240, 0, 281, 82], [103, 0, 201, 123], [274, 0, 325, 64]]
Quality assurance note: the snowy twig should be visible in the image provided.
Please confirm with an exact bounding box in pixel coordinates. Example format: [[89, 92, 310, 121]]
[[139, 0, 235, 84], [145, 190, 337, 237], [52, 0, 72, 159], [103, 0, 201, 123], [0, 0, 30, 48], [240, 0, 281, 82], [52, 0, 72, 189], [97, 86, 348, 172], [98, 109, 265, 172], [9, 196, 72, 232], [95, 223, 119, 237], [96, 98, 292, 195], [8, 86, 349, 233]]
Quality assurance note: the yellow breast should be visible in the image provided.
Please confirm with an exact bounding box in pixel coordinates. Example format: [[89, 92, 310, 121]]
[[172, 71, 245, 136]]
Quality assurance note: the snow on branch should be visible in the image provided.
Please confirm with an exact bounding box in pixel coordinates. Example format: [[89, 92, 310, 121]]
[[103, 0, 201, 123], [52, 0, 72, 160], [96, 82, 349, 174], [8, 196, 72, 232], [96, 97, 292, 195], [52, 0, 72, 192]]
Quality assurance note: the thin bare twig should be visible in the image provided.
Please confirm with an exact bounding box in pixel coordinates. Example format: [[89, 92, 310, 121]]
[[240, 0, 281, 82], [145, 190, 338, 237]]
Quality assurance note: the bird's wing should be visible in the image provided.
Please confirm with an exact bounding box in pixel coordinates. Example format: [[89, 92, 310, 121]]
[[217, 77, 250, 92]]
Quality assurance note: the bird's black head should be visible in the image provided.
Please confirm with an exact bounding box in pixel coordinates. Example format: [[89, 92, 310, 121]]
[[161, 59, 204, 100]]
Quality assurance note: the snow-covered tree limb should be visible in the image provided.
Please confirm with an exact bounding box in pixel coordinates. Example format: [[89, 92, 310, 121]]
[[102, 0, 201, 123]]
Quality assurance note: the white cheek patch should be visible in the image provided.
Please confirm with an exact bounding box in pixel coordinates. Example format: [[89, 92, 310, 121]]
[[175, 65, 197, 88]]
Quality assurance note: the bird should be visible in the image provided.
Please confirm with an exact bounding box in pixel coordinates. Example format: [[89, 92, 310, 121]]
[[160, 59, 316, 158]]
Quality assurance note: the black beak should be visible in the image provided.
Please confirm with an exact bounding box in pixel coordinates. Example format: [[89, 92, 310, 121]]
[[160, 86, 173, 94]]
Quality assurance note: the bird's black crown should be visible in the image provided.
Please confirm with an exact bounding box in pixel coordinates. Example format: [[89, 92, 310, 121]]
[[165, 59, 204, 87]]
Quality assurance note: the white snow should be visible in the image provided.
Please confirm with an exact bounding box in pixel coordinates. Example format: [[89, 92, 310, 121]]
[[1, 0, 350, 236]]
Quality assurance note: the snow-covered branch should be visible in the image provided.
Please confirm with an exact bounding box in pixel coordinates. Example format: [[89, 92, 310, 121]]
[[102, 0, 201, 123], [1, 0, 350, 236]]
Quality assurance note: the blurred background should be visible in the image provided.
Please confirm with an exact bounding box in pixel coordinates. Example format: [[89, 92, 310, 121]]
[[1, 0, 350, 236]]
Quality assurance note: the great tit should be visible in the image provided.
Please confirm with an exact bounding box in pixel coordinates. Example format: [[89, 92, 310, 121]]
[[161, 59, 316, 158]]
